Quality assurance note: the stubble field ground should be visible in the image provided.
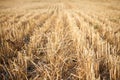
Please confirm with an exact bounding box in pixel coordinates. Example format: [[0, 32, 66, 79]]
[[0, 0, 120, 80]]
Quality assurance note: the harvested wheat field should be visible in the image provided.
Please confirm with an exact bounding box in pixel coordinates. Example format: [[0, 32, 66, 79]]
[[0, 0, 120, 80]]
